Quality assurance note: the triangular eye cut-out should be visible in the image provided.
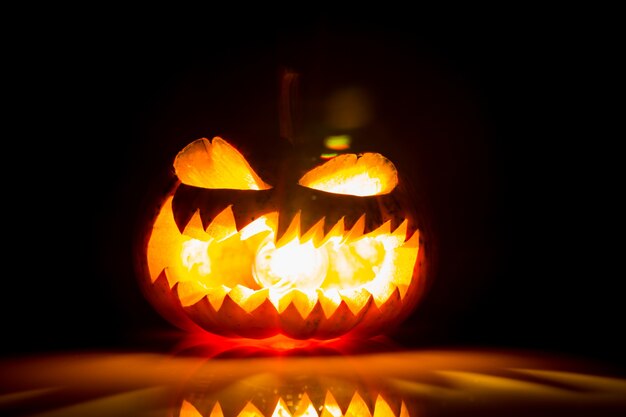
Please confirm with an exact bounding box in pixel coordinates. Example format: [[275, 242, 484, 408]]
[[174, 137, 272, 190], [298, 153, 398, 196]]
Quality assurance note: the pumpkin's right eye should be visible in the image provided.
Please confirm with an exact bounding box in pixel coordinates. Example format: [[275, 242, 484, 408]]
[[298, 153, 398, 196]]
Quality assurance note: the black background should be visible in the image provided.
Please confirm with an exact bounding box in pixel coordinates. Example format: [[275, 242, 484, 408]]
[[4, 13, 622, 372]]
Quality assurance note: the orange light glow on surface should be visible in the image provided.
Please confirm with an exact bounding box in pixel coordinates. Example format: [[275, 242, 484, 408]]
[[298, 153, 398, 196], [170, 333, 353, 356], [147, 197, 419, 318], [2, 350, 624, 416], [174, 137, 272, 190]]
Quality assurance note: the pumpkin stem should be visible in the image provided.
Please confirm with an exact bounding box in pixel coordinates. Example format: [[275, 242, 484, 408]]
[[278, 67, 301, 145]]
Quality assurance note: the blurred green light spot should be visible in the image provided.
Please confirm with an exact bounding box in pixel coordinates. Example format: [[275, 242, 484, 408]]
[[324, 135, 351, 150]]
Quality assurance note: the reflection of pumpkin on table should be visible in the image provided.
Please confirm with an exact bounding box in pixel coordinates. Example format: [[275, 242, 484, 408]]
[[179, 370, 412, 417], [137, 136, 428, 339], [3, 350, 624, 416]]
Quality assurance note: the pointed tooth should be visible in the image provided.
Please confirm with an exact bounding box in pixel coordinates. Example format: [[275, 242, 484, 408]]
[[367, 220, 392, 238], [147, 196, 182, 282], [339, 287, 372, 315], [373, 395, 394, 417], [344, 214, 366, 243], [246, 288, 271, 311], [376, 394, 403, 417], [402, 228, 420, 248], [322, 212, 345, 237], [267, 289, 282, 312], [228, 285, 269, 313], [289, 289, 318, 319], [272, 288, 316, 317], [294, 393, 316, 417], [271, 398, 292, 417], [239, 214, 277, 258], [280, 303, 324, 339], [399, 401, 410, 417], [299, 212, 325, 242], [341, 211, 363, 234], [268, 288, 315, 317], [276, 211, 301, 248], [345, 392, 372, 417], [272, 288, 294, 314], [182, 209, 210, 240], [392, 219, 409, 241], [391, 238, 420, 289], [209, 403, 224, 417], [276, 207, 301, 244], [364, 282, 397, 308], [231, 201, 275, 232], [396, 284, 409, 299], [392, 215, 409, 233], [238, 402, 263, 417], [317, 288, 342, 318], [180, 400, 203, 417], [319, 217, 345, 247], [243, 288, 270, 312], [301, 217, 326, 247], [177, 280, 211, 306], [227, 284, 254, 304], [212, 295, 279, 338], [239, 212, 278, 240], [207, 285, 231, 311], [354, 287, 403, 337], [163, 267, 178, 289], [321, 391, 342, 417], [204, 205, 238, 242]]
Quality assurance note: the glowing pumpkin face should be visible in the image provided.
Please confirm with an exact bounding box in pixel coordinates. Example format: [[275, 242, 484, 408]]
[[138, 136, 427, 339]]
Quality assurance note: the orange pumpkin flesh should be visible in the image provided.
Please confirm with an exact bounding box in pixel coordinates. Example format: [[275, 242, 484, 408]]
[[139, 137, 426, 339]]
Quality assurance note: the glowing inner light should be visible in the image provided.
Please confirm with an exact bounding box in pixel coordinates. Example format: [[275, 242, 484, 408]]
[[253, 238, 329, 292], [181, 239, 211, 275]]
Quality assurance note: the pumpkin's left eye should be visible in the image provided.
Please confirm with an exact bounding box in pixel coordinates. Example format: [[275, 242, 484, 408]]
[[173, 137, 272, 190], [298, 153, 398, 196]]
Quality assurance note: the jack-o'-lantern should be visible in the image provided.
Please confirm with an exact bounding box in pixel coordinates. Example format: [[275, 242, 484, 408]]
[[136, 136, 427, 339]]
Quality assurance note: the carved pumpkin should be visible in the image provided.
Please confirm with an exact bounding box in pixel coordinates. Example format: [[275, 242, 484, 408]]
[[137, 136, 427, 339]]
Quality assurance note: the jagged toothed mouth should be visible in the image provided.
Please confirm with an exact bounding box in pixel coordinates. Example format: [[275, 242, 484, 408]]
[[147, 196, 419, 320], [180, 390, 410, 417]]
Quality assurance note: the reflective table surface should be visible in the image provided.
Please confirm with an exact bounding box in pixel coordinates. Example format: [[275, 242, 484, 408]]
[[1, 338, 625, 417]]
